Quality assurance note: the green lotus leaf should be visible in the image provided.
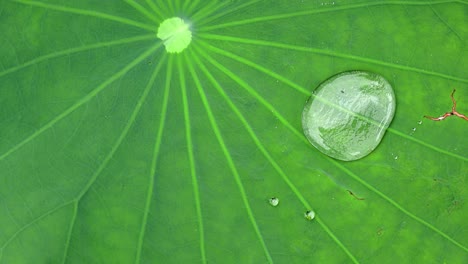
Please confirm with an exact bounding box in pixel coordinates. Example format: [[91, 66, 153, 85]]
[[1, 0, 467, 263]]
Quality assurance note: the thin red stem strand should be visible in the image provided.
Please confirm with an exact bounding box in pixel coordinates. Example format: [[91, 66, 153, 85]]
[[424, 89, 468, 121]]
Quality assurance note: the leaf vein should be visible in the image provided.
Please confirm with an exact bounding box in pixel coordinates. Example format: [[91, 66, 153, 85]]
[[144, 0, 166, 20], [200, 0, 468, 31], [0, 35, 156, 78], [0, 202, 72, 253], [135, 53, 168, 264], [199, 34, 468, 84], [123, 0, 160, 24], [196, 0, 263, 27], [0, 43, 161, 163], [186, 50, 274, 264], [194, 41, 468, 253], [12, 0, 156, 32], [62, 44, 163, 263], [193, 44, 360, 264], [178, 55, 207, 264], [197, 38, 468, 162]]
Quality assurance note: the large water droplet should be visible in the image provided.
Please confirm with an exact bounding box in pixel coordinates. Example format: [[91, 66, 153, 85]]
[[302, 71, 396, 161]]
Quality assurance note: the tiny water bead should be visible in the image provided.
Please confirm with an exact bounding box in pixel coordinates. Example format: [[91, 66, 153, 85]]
[[302, 71, 396, 161], [157, 17, 192, 53], [304, 210, 316, 221], [269, 197, 280, 207]]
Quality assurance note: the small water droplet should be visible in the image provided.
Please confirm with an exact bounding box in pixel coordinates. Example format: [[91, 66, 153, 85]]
[[418, 120, 422, 125], [394, 155, 398, 160], [269, 197, 279, 207], [304, 210, 316, 220], [302, 71, 396, 161]]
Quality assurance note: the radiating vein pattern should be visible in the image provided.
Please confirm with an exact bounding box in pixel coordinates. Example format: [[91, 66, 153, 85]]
[[124, 0, 160, 24], [193, 39, 468, 253], [0, 43, 162, 162], [200, 0, 468, 31], [199, 34, 468, 83], [13, 0, 156, 31], [192, 44, 359, 264], [1, 0, 467, 263], [185, 51, 273, 264], [196, 0, 264, 26], [178, 56, 206, 264], [63, 46, 166, 262], [196, 38, 467, 161], [0, 35, 156, 78], [144, 0, 165, 20], [136, 54, 170, 264]]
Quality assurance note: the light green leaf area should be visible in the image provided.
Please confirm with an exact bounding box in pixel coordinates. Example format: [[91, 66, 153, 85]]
[[0, 0, 467, 263]]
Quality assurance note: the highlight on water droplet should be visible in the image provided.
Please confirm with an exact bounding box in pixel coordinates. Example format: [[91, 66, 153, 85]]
[[302, 71, 396, 161], [157, 17, 192, 53]]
